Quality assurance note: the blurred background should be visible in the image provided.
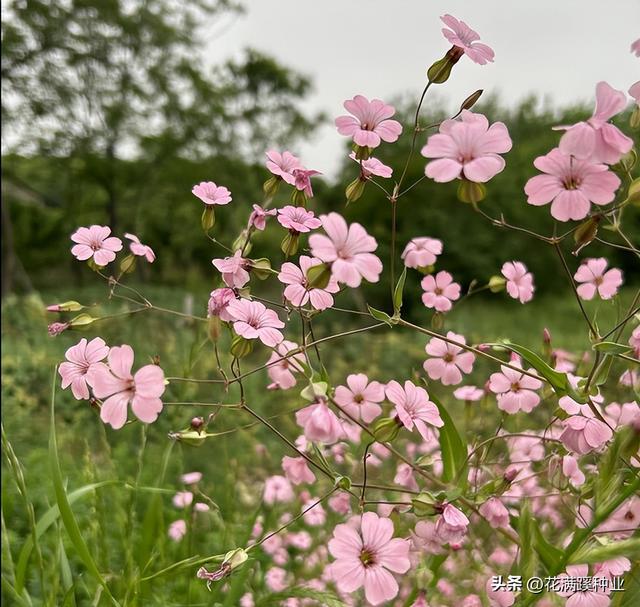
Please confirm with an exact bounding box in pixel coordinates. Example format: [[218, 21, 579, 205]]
[[2, 1, 639, 604]]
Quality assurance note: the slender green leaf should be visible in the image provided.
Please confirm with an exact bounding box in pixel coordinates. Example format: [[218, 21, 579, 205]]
[[367, 305, 393, 327], [570, 538, 640, 566], [258, 586, 346, 606], [592, 341, 632, 355], [532, 521, 562, 572], [517, 501, 537, 581], [393, 267, 407, 316], [49, 370, 120, 606], [430, 393, 467, 485]]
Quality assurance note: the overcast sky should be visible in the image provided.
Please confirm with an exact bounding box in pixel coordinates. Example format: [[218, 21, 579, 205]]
[[210, 0, 639, 178]]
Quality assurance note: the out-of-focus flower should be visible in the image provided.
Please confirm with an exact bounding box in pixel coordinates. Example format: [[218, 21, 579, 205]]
[[295, 401, 343, 444], [168, 519, 187, 542], [555, 82, 633, 164], [248, 204, 277, 231], [421, 111, 511, 183], [560, 415, 613, 455], [421, 271, 461, 312], [181, 472, 202, 485], [87, 345, 165, 429], [173, 491, 193, 508], [309, 213, 382, 287], [556, 564, 610, 606], [263, 475, 294, 505], [485, 578, 515, 607], [335, 95, 402, 148], [453, 385, 484, 402], [192, 181, 232, 205], [59, 337, 109, 400], [401, 237, 443, 269], [435, 503, 469, 544], [328, 511, 410, 606], [574, 258, 623, 300], [525, 148, 620, 222], [266, 340, 304, 390], [440, 14, 495, 65], [266, 150, 302, 184], [281, 456, 315, 485], [226, 299, 285, 347], [501, 261, 534, 303], [479, 498, 510, 529], [334, 373, 385, 423], [207, 288, 235, 321], [124, 233, 155, 262], [71, 225, 123, 266]]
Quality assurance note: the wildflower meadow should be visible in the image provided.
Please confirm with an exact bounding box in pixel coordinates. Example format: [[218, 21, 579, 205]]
[[2, 6, 639, 607]]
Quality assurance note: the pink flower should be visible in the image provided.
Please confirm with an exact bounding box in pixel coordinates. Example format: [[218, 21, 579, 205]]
[[168, 519, 187, 542], [630, 327, 640, 359], [295, 401, 343, 444], [191, 181, 232, 206], [423, 331, 475, 386], [605, 401, 640, 430], [561, 455, 585, 487], [87, 345, 165, 429], [292, 168, 321, 197], [173, 491, 193, 508], [630, 81, 640, 107], [479, 498, 510, 529], [71, 225, 123, 266], [632, 39, 640, 57], [421, 111, 511, 183], [525, 148, 621, 221], [453, 385, 484, 402], [556, 564, 610, 606], [266, 340, 304, 390], [181, 472, 202, 485], [59, 337, 109, 400], [334, 374, 385, 424], [412, 521, 444, 555], [574, 258, 623, 300], [335, 95, 402, 149], [266, 150, 302, 185], [302, 497, 326, 526], [560, 415, 613, 454], [263, 475, 294, 505], [212, 250, 250, 288], [401, 237, 443, 269], [485, 579, 515, 607], [594, 557, 631, 579], [282, 456, 315, 485], [440, 14, 495, 65], [489, 364, 542, 414], [555, 82, 633, 164], [309, 213, 382, 288], [501, 261, 534, 303], [435, 504, 469, 544], [207, 288, 235, 321], [124, 233, 155, 263], [386, 380, 444, 441], [394, 463, 418, 492], [596, 497, 640, 538], [226, 299, 284, 347], [278, 256, 339, 310], [265, 567, 287, 592], [421, 271, 461, 312], [329, 492, 352, 515], [277, 206, 322, 233], [349, 152, 393, 178], [48, 322, 70, 336], [248, 204, 276, 231], [328, 512, 410, 606]]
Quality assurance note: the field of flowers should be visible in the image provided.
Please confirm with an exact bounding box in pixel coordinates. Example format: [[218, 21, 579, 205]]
[[2, 11, 640, 607]]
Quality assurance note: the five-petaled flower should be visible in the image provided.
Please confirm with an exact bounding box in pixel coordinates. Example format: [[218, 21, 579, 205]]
[[192, 181, 232, 205], [226, 299, 285, 347], [277, 206, 322, 233], [309, 212, 383, 288], [423, 331, 475, 386], [335, 95, 402, 149], [266, 150, 302, 185], [401, 237, 443, 269], [524, 147, 620, 221], [87, 345, 166, 429], [386, 380, 444, 441], [334, 373, 385, 423], [71, 225, 123, 266], [328, 511, 411, 606], [212, 250, 251, 288], [501, 261, 535, 303], [421, 111, 511, 183], [574, 258, 623, 300], [489, 364, 542, 414], [59, 337, 109, 400], [440, 14, 495, 65], [421, 271, 461, 312]]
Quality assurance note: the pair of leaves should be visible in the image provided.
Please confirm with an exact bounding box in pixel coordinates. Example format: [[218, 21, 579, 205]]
[[367, 268, 407, 326]]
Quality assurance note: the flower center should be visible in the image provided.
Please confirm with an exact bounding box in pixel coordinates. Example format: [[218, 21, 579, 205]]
[[594, 276, 604, 286], [354, 394, 364, 404], [443, 353, 454, 363], [510, 382, 520, 392], [434, 287, 443, 295], [563, 176, 582, 190], [359, 548, 376, 567]]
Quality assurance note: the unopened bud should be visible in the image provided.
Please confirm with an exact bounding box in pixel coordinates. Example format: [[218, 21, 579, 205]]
[[249, 258, 271, 280], [230, 334, 253, 359], [291, 189, 307, 207], [353, 144, 371, 161], [48, 322, 70, 336], [457, 178, 487, 205], [345, 177, 366, 203], [46, 301, 83, 313], [169, 429, 207, 447], [208, 315, 221, 343], [488, 275, 506, 293], [543, 328, 552, 344], [430, 312, 444, 330], [232, 230, 251, 254], [572, 215, 601, 255], [201, 207, 216, 232], [263, 175, 280, 200], [306, 263, 332, 290], [119, 254, 136, 274], [69, 313, 96, 328], [191, 416, 205, 430], [411, 491, 438, 517], [631, 107, 640, 129], [459, 89, 483, 112], [503, 466, 518, 483], [372, 417, 401, 443], [426, 46, 463, 84], [281, 232, 299, 257]]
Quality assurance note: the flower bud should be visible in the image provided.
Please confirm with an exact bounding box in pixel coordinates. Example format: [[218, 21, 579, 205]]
[[426, 46, 463, 84], [430, 312, 444, 330], [263, 175, 280, 200], [411, 491, 438, 517], [291, 189, 307, 207], [230, 334, 253, 358], [352, 144, 371, 160], [459, 89, 483, 112], [249, 258, 272, 280], [305, 263, 332, 290], [46, 301, 83, 313], [232, 230, 251, 255], [208, 315, 221, 343], [457, 179, 486, 205], [48, 322, 70, 336], [631, 106, 640, 129], [201, 207, 216, 232], [488, 275, 506, 293], [69, 313, 96, 328], [119, 254, 136, 274], [281, 232, 299, 257], [345, 177, 366, 203], [372, 417, 401, 443], [503, 466, 518, 483], [572, 215, 601, 255], [190, 416, 205, 431], [169, 429, 207, 447]]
